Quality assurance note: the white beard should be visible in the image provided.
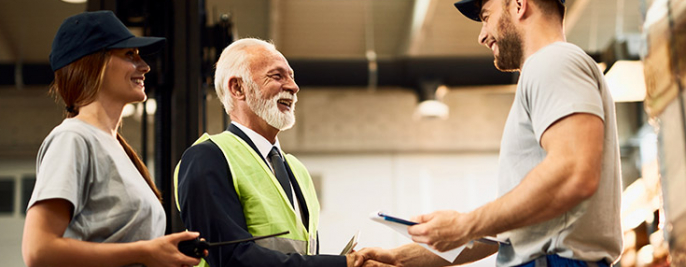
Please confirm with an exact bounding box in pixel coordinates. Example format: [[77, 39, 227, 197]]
[[245, 80, 297, 131]]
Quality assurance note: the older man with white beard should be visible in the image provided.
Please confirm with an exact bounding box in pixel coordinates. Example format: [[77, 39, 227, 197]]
[[174, 38, 379, 267]]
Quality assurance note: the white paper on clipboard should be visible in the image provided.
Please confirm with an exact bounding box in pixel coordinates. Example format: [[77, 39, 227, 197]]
[[369, 211, 463, 263]]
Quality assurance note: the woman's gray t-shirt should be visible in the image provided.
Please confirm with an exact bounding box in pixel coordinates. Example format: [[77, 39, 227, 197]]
[[28, 118, 165, 243]]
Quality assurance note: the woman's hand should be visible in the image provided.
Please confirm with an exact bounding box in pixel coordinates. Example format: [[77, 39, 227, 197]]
[[139, 231, 203, 267]]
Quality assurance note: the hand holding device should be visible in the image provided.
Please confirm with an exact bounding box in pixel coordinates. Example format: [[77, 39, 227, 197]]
[[178, 231, 290, 258]]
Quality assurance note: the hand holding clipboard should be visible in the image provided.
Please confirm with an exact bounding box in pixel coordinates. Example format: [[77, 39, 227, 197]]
[[371, 210, 509, 262], [376, 212, 510, 246]]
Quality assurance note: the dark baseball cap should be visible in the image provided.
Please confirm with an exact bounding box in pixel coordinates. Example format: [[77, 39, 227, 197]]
[[50, 10, 166, 71], [454, 0, 565, 22]]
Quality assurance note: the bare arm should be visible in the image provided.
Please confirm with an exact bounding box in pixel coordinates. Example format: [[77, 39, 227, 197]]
[[22, 199, 201, 267], [471, 113, 603, 235], [359, 242, 497, 267], [409, 113, 604, 251]]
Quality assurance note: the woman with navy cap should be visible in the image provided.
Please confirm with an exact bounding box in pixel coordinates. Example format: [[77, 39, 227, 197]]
[[22, 11, 202, 267]]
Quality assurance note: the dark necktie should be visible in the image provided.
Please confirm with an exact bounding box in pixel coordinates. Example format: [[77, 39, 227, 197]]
[[268, 147, 294, 207]]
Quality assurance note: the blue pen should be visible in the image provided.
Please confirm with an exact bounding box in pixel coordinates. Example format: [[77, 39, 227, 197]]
[[378, 212, 418, 226]]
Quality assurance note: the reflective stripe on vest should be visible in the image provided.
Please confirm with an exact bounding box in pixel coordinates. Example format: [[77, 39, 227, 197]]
[[174, 131, 320, 256]]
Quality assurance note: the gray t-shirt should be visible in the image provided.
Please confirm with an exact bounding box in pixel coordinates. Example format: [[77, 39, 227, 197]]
[[496, 42, 622, 266], [28, 118, 165, 243]]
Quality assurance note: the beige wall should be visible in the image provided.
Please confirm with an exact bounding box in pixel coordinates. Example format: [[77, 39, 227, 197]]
[[211, 85, 516, 153], [0, 85, 515, 160]]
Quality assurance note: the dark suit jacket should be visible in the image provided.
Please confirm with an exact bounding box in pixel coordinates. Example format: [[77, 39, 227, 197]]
[[177, 124, 345, 267]]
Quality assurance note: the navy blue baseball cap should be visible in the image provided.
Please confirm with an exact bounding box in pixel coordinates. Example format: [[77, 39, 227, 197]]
[[50, 10, 166, 71], [454, 0, 565, 21]]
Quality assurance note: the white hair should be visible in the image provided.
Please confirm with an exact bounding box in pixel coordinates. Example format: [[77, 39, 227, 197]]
[[214, 38, 276, 114]]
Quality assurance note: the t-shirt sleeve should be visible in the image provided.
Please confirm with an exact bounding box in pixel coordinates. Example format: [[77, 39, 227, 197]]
[[29, 130, 91, 216], [521, 47, 605, 144]]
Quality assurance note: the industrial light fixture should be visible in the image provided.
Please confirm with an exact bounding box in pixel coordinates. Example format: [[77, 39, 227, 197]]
[[414, 81, 449, 120], [145, 98, 158, 115], [61, 0, 87, 3], [415, 100, 449, 120], [122, 103, 136, 117], [122, 99, 157, 118], [605, 60, 646, 102]]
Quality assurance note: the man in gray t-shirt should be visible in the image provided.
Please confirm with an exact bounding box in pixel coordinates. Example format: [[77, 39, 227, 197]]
[[358, 0, 622, 266], [494, 41, 622, 266]]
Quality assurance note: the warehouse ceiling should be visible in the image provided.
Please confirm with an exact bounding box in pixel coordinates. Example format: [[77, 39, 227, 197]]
[[0, 0, 642, 79]]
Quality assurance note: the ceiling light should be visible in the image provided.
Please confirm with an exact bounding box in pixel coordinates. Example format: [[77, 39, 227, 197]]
[[605, 60, 646, 102], [145, 99, 157, 115], [122, 103, 136, 117], [414, 80, 449, 120], [61, 0, 87, 3], [415, 100, 449, 120]]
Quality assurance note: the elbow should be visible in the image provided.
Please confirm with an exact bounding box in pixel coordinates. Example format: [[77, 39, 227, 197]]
[[23, 247, 43, 267], [22, 239, 50, 267], [23, 257, 39, 267], [570, 169, 600, 201], [22, 235, 36, 267]]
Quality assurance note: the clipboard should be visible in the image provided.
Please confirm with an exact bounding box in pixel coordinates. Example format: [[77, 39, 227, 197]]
[[371, 211, 509, 262], [377, 212, 510, 246]]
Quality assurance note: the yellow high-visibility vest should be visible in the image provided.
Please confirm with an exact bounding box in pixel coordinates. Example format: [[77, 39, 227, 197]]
[[174, 131, 320, 266]]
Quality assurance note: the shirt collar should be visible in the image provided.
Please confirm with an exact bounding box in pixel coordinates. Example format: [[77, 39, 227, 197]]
[[231, 121, 281, 159]]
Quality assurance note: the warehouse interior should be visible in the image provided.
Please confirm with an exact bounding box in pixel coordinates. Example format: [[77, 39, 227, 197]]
[[1, 0, 685, 266]]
